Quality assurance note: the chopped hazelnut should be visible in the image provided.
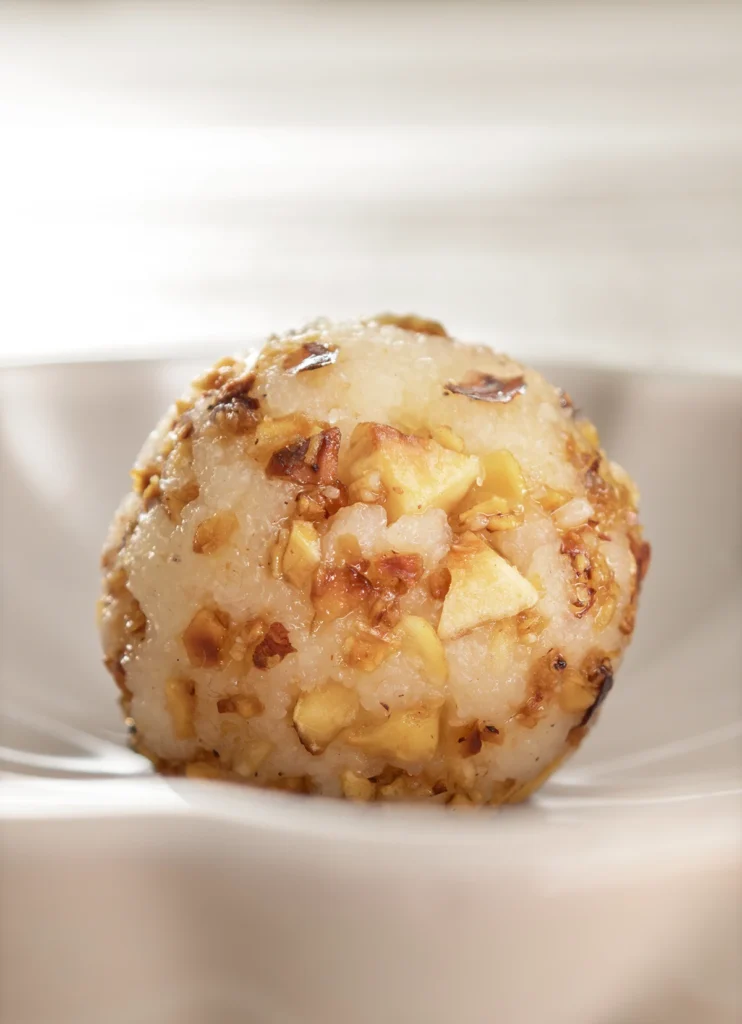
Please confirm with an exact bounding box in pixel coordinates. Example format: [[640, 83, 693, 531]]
[[266, 427, 341, 487], [282, 520, 321, 587], [343, 630, 395, 671], [347, 422, 481, 522], [311, 564, 373, 624], [340, 770, 376, 801], [216, 694, 263, 719], [556, 669, 597, 714], [252, 622, 295, 669], [395, 615, 448, 685], [293, 683, 359, 754], [346, 704, 441, 763], [165, 678, 196, 740], [427, 566, 451, 600], [232, 739, 273, 777], [428, 425, 465, 452], [192, 510, 239, 555], [437, 534, 538, 640], [182, 608, 230, 668], [162, 479, 200, 522], [372, 313, 448, 337]]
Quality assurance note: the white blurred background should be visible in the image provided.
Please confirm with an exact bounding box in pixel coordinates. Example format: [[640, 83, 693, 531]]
[[0, 0, 741, 372]]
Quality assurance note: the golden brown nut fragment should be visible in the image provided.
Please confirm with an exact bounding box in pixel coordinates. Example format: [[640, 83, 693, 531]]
[[438, 534, 539, 640], [293, 683, 359, 753], [281, 520, 321, 587], [182, 608, 231, 668], [427, 567, 451, 600], [252, 622, 295, 669], [267, 427, 341, 487], [165, 678, 196, 740], [340, 770, 376, 801], [396, 615, 448, 685], [216, 694, 263, 719], [372, 312, 448, 337], [346, 705, 441, 763], [347, 422, 480, 522], [343, 630, 395, 671], [192, 510, 239, 555], [233, 739, 274, 777], [311, 565, 374, 625], [206, 373, 261, 436]]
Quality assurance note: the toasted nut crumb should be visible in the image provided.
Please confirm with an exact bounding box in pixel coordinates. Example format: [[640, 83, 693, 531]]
[[141, 474, 161, 509], [270, 529, 290, 579], [515, 607, 549, 643], [229, 618, 267, 663], [253, 414, 320, 458], [296, 483, 348, 520], [372, 313, 448, 336], [182, 608, 230, 668], [534, 486, 570, 513], [593, 592, 617, 631], [343, 630, 395, 672], [165, 678, 196, 739], [232, 739, 273, 777], [162, 479, 200, 522], [346, 705, 441, 763], [427, 567, 451, 600], [267, 427, 341, 487], [460, 498, 524, 533], [368, 552, 424, 591], [340, 770, 376, 801], [311, 564, 373, 624], [192, 510, 239, 555], [395, 615, 448, 686], [216, 694, 263, 719], [578, 654, 614, 726], [552, 497, 595, 532], [556, 669, 596, 714], [347, 467, 386, 505], [282, 520, 321, 587], [252, 622, 295, 669], [206, 373, 260, 436], [347, 422, 481, 522], [429, 425, 465, 452], [195, 357, 240, 392], [293, 683, 359, 753], [438, 534, 538, 640], [131, 464, 158, 496]]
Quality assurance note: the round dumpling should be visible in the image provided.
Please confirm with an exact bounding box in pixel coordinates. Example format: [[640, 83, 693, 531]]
[[99, 315, 650, 805]]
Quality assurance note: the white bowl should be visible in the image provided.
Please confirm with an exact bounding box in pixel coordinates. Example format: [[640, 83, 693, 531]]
[[1, 358, 740, 1024]]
